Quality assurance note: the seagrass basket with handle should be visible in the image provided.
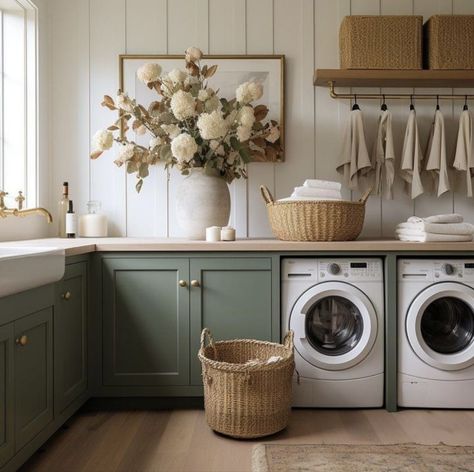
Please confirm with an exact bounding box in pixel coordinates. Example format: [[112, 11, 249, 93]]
[[198, 328, 295, 439], [260, 185, 370, 242]]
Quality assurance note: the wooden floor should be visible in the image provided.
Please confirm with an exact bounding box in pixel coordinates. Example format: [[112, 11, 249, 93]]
[[20, 408, 474, 472]]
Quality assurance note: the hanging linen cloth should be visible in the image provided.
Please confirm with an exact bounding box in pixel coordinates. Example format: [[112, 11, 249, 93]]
[[371, 108, 395, 199], [400, 108, 424, 199], [337, 106, 372, 191], [452, 108, 474, 197], [424, 108, 450, 197]]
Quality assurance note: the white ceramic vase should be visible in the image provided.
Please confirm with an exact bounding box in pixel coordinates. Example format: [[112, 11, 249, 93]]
[[175, 168, 231, 240]]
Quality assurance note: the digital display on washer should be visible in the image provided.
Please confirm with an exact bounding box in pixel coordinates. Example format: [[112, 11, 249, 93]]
[[465, 263, 474, 269], [350, 262, 367, 268]]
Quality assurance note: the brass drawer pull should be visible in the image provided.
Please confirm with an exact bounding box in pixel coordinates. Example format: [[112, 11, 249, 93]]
[[191, 280, 201, 288], [178, 280, 187, 287], [62, 291, 72, 300], [16, 335, 28, 346]]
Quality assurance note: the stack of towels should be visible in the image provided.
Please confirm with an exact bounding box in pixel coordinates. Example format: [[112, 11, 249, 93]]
[[396, 214, 474, 242], [278, 179, 342, 202]]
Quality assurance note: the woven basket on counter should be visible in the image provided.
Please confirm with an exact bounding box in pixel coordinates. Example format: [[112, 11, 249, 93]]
[[261, 185, 370, 242], [339, 15, 423, 69], [424, 15, 474, 69], [198, 328, 294, 439]]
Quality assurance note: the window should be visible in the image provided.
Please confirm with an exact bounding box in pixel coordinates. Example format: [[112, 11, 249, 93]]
[[0, 0, 37, 208]]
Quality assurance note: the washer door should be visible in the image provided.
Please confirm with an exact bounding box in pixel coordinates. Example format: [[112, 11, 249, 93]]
[[290, 282, 378, 371], [406, 282, 474, 371]]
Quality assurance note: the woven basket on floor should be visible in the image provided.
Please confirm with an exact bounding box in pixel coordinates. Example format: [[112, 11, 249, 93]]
[[198, 328, 294, 439], [340, 15, 423, 69], [424, 15, 474, 69], [261, 185, 370, 242]]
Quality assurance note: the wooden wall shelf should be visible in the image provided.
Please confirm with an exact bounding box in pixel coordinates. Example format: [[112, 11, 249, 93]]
[[314, 69, 474, 88]]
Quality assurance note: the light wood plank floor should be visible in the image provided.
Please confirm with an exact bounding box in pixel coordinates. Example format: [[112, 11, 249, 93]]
[[20, 409, 474, 472]]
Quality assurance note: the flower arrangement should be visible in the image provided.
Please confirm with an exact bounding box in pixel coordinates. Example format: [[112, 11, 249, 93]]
[[91, 47, 282, 192]]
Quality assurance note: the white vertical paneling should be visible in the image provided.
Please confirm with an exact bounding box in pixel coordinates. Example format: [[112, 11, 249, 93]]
[[246, 0, 274, 238], [125, 0, 168, 237], [413, 0, 454, 218], [380, 0, 415, 237], [50, 0, 90, 227], [167, 0, 209, 237], [274, 0, 315, 200], [90, 0, 127, 236]]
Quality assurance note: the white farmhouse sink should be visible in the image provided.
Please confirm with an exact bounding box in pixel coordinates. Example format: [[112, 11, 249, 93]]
[[0, 246, 65, 298]]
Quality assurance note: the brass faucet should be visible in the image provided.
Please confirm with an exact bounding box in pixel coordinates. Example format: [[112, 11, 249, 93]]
[[0, 190, 53, 223]]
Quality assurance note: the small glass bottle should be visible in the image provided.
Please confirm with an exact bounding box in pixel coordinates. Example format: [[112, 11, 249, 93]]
[[58, 182, 69, 238], [66, 200, 77, 239], [78, 201, 108, 237]]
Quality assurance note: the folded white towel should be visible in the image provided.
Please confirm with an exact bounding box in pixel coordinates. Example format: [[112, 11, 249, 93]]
[[397, 221, 474, 236], [292, 186, 341, 199], [407, 214, 464, 224], [396, 230, 473, 242], [278, 196, 342, 202], [303, 179, 342, 191]]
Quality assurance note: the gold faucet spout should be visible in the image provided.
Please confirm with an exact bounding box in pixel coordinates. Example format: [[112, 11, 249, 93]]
[[16, 207, 53, 223]]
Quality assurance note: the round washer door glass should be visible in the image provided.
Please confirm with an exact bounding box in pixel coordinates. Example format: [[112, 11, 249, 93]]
[[305, 295, 364, 356]]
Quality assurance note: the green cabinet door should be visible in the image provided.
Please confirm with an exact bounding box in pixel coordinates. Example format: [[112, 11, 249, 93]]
[[14, 308, 53, 451], [54, 262, 88, 415], [102, 258, 190, 386], [0, 324, 14, 467], [190, 258, 273, 384]]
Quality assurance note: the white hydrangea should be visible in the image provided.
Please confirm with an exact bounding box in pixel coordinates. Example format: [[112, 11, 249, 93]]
[[197, 110, 228, 140], [237, 125, 251, 143], [171, 133, 198, 163], [239, 106, 255, 128], [137, 63, 162, 85], [118, 143, 135, 162], [266, 126, 280, 143], [184, 75, 200, 87], [198, 89, 210, 101], [161, 124, 181, 139], [150, 136, 162, 148], [185, 46, 203, 63], [92, 130, 114, 151], [167, 68, 187, 85], [236, 81, 263, 104], [116, 93, 134, 112], [170, 90, 195, 121]]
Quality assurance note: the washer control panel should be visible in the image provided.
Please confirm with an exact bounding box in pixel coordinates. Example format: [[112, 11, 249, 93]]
[[399, 259, 474, 282]]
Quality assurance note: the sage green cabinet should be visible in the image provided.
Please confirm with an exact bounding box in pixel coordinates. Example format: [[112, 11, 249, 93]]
[[0, 324, 13, 467], [102, 258, 190, 386], [54, 262, 88, 415], [189, 258, 273, 384], [14, 308, 53, 451]]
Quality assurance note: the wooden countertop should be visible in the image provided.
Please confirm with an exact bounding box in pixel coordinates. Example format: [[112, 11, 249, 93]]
[[2, 237, 474, 257]]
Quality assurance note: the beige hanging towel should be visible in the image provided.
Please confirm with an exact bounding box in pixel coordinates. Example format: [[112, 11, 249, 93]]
[[452, 109, 474, 197], [424, 109, 450, 197], [371, 109, 395, 200], [337, 108, 372, 191], [400, 109, 424, 199]]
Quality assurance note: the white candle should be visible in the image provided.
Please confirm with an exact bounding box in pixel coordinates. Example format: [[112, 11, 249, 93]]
[[78, 201, 108, 237], [206, 226, 221, 242], [221, 226, 236, 241]]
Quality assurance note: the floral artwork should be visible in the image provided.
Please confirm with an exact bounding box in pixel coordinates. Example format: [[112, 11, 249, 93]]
[[90, 47, 283, 192]]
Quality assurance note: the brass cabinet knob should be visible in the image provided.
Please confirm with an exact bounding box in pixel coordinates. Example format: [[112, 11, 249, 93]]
[[178, 280, 187, 287], [191, 280, 201, 288], [16, 335, 28, 346], [62, 291, 72, 300]]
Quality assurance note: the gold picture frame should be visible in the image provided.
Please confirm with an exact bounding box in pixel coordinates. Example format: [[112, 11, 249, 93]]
[[119, 54, 285, 162]]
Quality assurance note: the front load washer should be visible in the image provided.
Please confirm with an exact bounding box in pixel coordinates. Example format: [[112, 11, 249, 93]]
[[398, 259, 474, 408], [282, 258, 384, 408]]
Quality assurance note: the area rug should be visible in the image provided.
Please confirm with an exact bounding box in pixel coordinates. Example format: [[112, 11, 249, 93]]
[[252, 443, 474, 472]]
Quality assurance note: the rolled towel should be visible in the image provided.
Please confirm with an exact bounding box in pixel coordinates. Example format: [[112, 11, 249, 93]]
[[303, 179, 342, 191], [277, 196, 342, 202], [396, 230, 473, 242], [292, 186, 342, 199], [397, 221, 474, 236], [407, 214, 464, 224]]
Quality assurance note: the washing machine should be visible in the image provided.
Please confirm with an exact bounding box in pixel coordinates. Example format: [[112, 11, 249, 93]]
[[398, 259, 474, 408], [282, 258, 384, 408]]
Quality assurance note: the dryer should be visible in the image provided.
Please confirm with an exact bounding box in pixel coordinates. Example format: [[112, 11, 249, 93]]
[[398, 259, 474, 408], [282, 258, 384, 408]]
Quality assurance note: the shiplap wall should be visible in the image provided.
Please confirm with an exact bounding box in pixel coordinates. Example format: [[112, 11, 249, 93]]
[[49, 0, 474, 239]]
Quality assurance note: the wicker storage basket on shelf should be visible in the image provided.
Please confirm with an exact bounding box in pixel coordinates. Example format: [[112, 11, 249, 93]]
[[424, 15, 474, 69], [339, 15, 423, 69], [261, 185, 370, 242], [198, 328, 295, 439]]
